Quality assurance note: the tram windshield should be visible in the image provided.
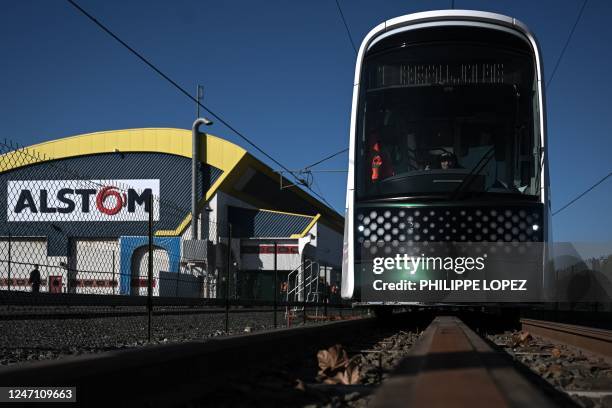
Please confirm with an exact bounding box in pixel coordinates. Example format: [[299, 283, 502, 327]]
[[356, 40, 541, 201]]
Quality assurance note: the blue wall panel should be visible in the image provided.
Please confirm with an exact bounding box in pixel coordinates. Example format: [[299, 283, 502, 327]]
[[119, 236, 181, 295]]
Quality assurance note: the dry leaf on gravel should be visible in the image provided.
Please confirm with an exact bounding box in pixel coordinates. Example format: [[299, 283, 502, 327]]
[[317, 344, 349, 375], [510, 331, 532, 348], [317, 344, 362, 385], [335, 357, 361, 385]]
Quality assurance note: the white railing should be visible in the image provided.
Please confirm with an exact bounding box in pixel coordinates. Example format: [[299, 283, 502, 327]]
[[285, 259, 322, 320]]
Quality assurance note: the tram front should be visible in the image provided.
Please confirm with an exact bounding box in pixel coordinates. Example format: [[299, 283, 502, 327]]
[[341, 11, 550, 305]]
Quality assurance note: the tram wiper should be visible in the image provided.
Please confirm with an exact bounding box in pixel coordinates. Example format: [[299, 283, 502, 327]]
[[449, 146, 495, 200]]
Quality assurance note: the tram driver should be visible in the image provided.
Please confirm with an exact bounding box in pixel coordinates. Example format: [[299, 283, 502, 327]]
[[423, 152, 462, 170], [440, 152, 460, 170]]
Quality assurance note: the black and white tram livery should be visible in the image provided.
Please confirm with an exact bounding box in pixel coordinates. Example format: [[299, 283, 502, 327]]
[[341, 10, 551, 304]]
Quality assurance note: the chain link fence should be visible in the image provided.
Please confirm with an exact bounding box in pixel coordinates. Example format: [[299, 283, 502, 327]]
[[0, 140, 360, 365]]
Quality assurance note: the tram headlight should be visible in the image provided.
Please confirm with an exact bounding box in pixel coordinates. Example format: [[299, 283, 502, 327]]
[[532, 224, 539, 231]]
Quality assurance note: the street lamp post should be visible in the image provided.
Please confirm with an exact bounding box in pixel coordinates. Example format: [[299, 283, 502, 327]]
[[192, 118, 213, 240]]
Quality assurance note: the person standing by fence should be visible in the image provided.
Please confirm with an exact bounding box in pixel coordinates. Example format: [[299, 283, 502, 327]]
[[29, 264, 41, 293]]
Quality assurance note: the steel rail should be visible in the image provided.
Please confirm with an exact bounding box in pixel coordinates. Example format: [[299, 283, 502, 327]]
[[0, 316, 376, 407], [521, 318, 612, 361], [370, 316, 565, 408]]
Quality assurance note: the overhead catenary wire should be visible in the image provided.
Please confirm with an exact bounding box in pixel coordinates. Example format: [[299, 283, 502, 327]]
[[312, 175, 334, 209], [65, 0, 338, 212], [333, 0, 357, 54], [547, 0, 588, 88], [293, 1, 354, 184], [545, 0, 610, 219], [552, 171, 612, 216], [304, 148, 348, 170]]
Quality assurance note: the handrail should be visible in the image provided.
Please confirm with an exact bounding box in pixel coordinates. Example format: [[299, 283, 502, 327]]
[[285, 259, 321, 318]]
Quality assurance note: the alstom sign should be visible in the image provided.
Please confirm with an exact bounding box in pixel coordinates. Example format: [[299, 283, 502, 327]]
[[7, 179, 160, 222]]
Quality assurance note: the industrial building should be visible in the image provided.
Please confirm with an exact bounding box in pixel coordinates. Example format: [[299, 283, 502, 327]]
[[0, 128, 343, 301]]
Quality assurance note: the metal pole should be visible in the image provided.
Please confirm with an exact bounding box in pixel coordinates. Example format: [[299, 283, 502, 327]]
[[175, 263, 180, 297], [191, 118, 211, 240], [324, 264, 328, 318], [196, 85, 203, 118], [273, 241, 278, 328], [7, 233, 11, 292], [225, 223, 231, 333], [192, 120, 200, 240], [302, 263, 306, 324], [147, 194, 154, 342], [112, 250, 116, 295]]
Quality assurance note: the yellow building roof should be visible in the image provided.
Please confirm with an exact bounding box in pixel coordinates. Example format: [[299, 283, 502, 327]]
[[0, 128, 343, 236]]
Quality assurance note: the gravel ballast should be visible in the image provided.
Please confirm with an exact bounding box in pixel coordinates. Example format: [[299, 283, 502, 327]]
[[0, 309, 366, 366], [489, 330, 612, 408], [187, 316, 426, 408]]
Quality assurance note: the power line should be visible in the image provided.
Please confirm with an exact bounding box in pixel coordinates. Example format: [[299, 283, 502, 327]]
[[65, 0, 287, 175], [333, 0, 357, 54], [312, 175, 334, 209], [65, 0, 337, 212], [547, 0, 588, 88], [304, 148, 348, 170], [552, 171, 612, 216]]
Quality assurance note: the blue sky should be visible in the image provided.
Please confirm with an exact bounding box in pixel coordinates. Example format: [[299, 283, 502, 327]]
[[1, 0, 610, 242]]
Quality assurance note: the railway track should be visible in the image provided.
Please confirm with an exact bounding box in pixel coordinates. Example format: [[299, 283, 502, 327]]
[[520, 318, 612, 361], [489, 319, 612, 407], [0, 310, 435, 407], [0, 314, 385, 407], [369, 316, 572, 408], [2, 312, 609, 407]]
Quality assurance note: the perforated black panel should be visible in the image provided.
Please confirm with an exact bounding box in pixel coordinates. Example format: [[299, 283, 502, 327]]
[[355, 205, 543, 247]]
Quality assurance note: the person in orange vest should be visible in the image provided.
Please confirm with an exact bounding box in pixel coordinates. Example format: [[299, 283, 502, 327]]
[[370, 140, 394, 182]]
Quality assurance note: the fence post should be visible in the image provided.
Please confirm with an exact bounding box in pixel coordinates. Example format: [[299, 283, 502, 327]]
[[7, 232, 11, 292], [302, 263, 307, 324], [273, 241, 278, 328], [175, 262, 180, 298], [112, 250, 116, 295], [324, 264, 328, 318], [147, 194, 154, 342], [225, 223, 232, 333]]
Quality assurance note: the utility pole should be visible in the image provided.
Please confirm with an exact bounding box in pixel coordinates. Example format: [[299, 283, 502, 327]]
[[147, 194, 154, 342], [192, 84, 212, 241], [192, 117, 212, 240], [273, 241, 278, 328]]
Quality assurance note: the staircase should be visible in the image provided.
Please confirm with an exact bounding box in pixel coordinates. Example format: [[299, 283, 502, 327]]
[[285, 259, 322, 321]]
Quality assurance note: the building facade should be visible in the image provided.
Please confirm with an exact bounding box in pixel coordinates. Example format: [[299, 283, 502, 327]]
[[0, 128, 343, 301]]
